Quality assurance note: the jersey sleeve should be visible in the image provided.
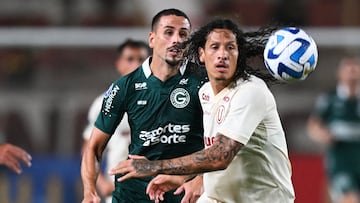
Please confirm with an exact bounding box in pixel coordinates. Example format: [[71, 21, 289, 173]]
[[95, 79, 127, 135], [82, 94, 104, 140], [218, 83, 267, 145]]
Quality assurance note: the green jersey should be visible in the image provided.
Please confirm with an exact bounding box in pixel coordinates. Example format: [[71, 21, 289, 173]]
[[95, 57, 204, 202], [314, 88, 360, 141], [313, 86, 360, 195]]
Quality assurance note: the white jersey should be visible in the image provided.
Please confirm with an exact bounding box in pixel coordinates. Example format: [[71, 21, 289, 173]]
[[83, 93, 130, 203], [198, 76, 295, 203]]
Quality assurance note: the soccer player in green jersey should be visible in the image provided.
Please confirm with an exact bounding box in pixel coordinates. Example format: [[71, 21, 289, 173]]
[[81, 39, 150, 203], [110, 18, 295, 203], [308, 56, 360, 203], [81, 9, 205, 203]]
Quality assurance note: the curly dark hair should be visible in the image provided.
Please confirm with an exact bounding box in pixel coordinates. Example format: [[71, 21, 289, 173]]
[[184, 18, 280, 85]]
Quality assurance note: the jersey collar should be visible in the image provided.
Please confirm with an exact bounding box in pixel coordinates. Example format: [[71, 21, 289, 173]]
[[337, 84, 360, 99], [141, 57, 187, 79]]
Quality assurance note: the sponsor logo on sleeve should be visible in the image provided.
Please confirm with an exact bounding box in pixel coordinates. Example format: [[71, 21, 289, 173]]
[[103, 85, 120, 114], [104, 84, 114, 98]]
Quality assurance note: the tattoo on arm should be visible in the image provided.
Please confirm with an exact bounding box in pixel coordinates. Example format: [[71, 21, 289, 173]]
[[137, 133, 244, 176]]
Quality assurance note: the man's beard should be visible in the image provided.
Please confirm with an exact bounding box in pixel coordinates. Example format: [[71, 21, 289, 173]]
[[165, 58, 182, 67], [214, 77, 226, 81]]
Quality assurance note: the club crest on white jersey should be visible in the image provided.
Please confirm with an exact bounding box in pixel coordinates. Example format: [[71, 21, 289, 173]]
[[217, 105, 225, 124]]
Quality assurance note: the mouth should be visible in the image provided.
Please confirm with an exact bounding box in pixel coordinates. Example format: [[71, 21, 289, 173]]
[[215, 63, 228, 72], [168, 46, 181, 56]]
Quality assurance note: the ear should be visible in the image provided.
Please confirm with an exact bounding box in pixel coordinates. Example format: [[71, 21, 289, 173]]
[[148, 32, 155, 48], [198, 47, 205, 63]]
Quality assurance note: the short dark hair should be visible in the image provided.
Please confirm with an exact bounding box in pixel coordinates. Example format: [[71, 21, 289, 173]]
[[117, 39, 151, 56], [151, 8, 191, 31]]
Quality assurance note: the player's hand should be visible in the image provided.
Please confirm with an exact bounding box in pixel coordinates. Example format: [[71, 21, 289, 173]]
[[176, 175, 203, 203], [81, 193, 101, 203], [0, 143, 32, 174], [147, 175, 188, 203], [109, 155, 156, 182]]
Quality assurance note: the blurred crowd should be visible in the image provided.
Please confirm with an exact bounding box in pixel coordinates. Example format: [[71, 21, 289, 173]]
[[0, 0, 359, 28]]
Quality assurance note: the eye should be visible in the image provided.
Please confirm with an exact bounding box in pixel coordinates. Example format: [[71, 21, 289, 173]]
[[228, 44, 237, 51], [165, 30, 173, 36], [126, 57, 135, 62], [179, 31, 189, 39], [210, 44, 218, 50]]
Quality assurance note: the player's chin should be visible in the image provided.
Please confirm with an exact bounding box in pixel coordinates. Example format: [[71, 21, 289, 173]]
[[165, 57, 182, 67], [213, 75, 231, 82]]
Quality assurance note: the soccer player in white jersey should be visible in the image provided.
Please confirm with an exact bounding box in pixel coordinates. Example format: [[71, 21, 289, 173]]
[[111, 18, 295, 203], [81, 39, 150, 203]]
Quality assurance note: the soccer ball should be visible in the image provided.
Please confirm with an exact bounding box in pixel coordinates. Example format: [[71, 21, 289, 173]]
[[263, 27, 318, 82]]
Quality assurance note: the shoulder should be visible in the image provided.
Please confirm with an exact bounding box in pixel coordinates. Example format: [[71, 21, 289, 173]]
[[199, 82, 211, 94], [108, 68, 144, 91], [315, 90, 336, 110], [233, 76, 272, 106], [315, 89, 337, 103], [237, 76, 269, 95], [118, 67, 143, 82], [184, 62, 208, 83]]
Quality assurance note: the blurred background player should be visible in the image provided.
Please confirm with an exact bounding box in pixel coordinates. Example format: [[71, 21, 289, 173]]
[[307, 56, 360, 203], [0, 143, 32, 174], [82, 39, 150, 203]]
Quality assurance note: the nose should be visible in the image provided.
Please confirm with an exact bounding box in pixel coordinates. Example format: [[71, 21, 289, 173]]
[[171, 33, 182, 44], [218, 47, 228, 60]]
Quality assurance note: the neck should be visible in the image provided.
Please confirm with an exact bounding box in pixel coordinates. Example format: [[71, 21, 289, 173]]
[[211, 80, 230, 95], [338, 82, 360, 98], [150, 57, 180, 81]]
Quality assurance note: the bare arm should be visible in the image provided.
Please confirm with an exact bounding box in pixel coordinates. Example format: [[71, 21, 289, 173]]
[[82, 139, 114, 197], [155, 133, 242, 174], [81, 127, 111, 203], [111, 133, 243, 181]]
